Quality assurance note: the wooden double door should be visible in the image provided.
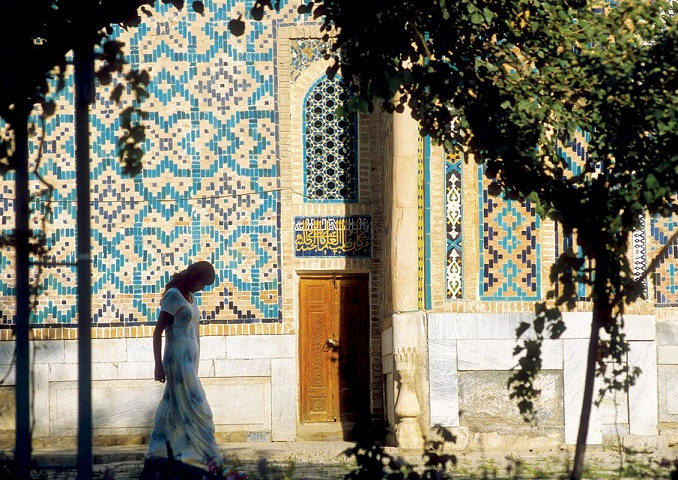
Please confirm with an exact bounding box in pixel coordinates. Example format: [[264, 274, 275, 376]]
[[299, 274, 370, 425]]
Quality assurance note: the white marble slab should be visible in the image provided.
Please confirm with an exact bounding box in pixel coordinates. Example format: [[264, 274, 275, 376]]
[[49, 363, 76, 382], [598, 388, 628, 430], [214, 359, 271, 377], [547, 312, 652, 340], [125, 337, 153, 362], [49, 377, 270, 435], [560, 313, 594, 339], [32, 364, 49, 437], [0, 364, 15, 385], [226, 335, 295, 359], [428, 339, 459, 427], [50, 379, 164, 436], [628, 342, 658, 435], [429, 313, 535, 340], [658, 366, 678, 419], [118, 361, 155, 380], [33, 340, 65, 363], [199, 359, 216, 377], [563, 339, 602, 444], [393, 312, 425, 349], [271, 358, 296, 441], [0, 342, 14, 364], [658, 346, 678, 365], [199, 336, 227, 360], [622, 315, 655, 341], [457, 339, 563, 371], [92, 362, 121, 380], [64, 340, 78, 363], [205, 378, 271, 427], [657, 323, 678, 345], [92, 339, 127, 363]]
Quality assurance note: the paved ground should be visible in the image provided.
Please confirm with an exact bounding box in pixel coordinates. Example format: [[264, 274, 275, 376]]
[[19, 442, 678, 479]]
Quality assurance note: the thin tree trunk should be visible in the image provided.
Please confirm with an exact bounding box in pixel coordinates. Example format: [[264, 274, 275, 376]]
[[570, 300, 605, 480], [74, 31, 94, 480], [14, 112, 31, 480]]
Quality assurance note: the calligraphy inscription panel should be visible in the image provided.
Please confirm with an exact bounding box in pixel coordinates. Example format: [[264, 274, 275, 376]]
[[294, 216, 371, 257]]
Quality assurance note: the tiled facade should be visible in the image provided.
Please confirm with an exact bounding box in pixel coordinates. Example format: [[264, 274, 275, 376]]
[[0, 0, 676, 449], [1, 1, 295, 330]]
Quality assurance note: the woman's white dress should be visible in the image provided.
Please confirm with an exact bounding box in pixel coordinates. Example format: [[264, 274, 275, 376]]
[[146, 287, 223, 472]]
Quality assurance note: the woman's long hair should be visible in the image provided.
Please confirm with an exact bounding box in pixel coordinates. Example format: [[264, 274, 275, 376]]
[[163, 261, 215, 294]]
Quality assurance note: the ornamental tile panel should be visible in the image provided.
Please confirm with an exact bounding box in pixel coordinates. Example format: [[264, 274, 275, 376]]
[[445, 149, 463, 300], [290, 38, 332, 83], [650, 216, 678, 307], [478, 167, 541, 301]]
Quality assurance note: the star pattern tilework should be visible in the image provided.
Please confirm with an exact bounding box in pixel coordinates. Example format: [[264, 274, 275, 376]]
[[303, 74, 357, 202]]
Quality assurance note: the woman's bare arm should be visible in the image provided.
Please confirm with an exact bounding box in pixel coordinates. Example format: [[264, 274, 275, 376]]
[[153, 310, 172, 383]]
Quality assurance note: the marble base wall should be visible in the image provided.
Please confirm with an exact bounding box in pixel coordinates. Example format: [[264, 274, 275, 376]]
[[0, 334, 297, 447], [428, 312, 666, 449]]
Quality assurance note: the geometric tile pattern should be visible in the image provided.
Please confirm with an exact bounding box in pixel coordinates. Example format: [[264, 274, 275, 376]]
[[649, 215, 678, 307], [445, 149, 463, 300], [556, 127, 592, 300], [303, 74, 357, 202], [0, 3, 309, 325], [556, 127, 589, 176], [478, 166, 541, 300]]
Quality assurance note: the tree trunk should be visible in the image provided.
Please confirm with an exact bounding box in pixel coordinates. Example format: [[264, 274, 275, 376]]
[[570, 298, 606, 479], [14, 112, 31, 480], [74, 31, 94, 480]]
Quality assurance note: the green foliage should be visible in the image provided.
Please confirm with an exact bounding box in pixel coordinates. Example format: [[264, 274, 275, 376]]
[[256, 0, 678, 422], [233, 2, 676, 475], [343, 425, 458, 480]]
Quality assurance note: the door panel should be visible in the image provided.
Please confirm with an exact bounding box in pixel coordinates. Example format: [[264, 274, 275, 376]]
[[337, 277, 369, 423], [299, 275, 369, 425], [299, 279, 336, 422]]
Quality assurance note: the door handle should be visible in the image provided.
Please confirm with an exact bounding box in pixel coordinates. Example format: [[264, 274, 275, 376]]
[[323, 337, 340, 352]]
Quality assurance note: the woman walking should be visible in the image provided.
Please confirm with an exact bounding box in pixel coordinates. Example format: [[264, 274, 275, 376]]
[[145, 261, 244, 479]]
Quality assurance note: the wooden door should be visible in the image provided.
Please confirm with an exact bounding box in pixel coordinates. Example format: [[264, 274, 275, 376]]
[[299, 274, 369, 424]]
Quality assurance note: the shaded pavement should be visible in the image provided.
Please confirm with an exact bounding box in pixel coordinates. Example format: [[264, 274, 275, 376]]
[[26, 441, 678, 479]]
